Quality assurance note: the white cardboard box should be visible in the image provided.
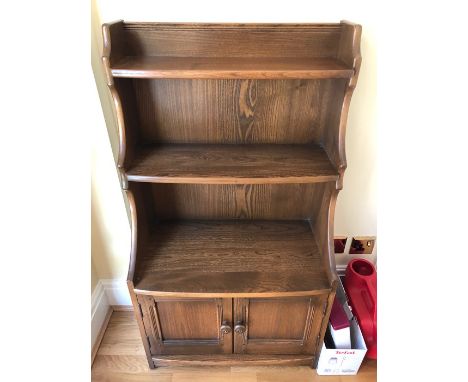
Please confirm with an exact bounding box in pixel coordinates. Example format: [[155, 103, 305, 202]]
[[316, 280, 368, 375], [328, 321, 351, 349]]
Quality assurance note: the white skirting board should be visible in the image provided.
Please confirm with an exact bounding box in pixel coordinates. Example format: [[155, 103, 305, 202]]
[[91, 279, 131, 348], [99, 279, 132, 305]]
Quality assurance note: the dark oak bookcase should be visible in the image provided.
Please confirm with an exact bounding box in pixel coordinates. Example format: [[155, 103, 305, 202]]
[[102, 21, 361, 368]]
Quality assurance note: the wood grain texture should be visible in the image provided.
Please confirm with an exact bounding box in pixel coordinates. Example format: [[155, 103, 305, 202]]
[[133, 220, 330, 296], [313, 80, 346, 175], [308, 182, 340, 366], [137, 296, 233, 355], [234, 296, 327, 355], [131, 78, 346, 144], [107, 83, 128, 170], [338, 21, 362, 88], [314, 287, 337, 369], [156, 300, 220, 339], [318, 21, 362, 188], [247, 299, 313, 340], [92, 311, 377, 379], [96, 311, 147, 357], [152, 354, 315, 367], [101, 20, 124, 86], [126, 182, 156, 283], [308, 183, 338, 286], [125, 184, 150, 283], [125, 185, 159, 369], [113, 78, 141, 170], [92, 307, 113, 365], [102, 21, 137, 178], [111, 56, 353, 79], [112, 305, 134, 311], [128, 283, 156, 368], [126, 144, 338, 184], [116, 23, 343, 58], [149, 183, 323, 220], [101, 21, 364, 368], [135, 274, 330, 299]]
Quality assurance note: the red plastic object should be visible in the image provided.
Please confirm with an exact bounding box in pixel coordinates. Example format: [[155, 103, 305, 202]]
[[344, 259, 377, 359], [330, 298, 350, 330]]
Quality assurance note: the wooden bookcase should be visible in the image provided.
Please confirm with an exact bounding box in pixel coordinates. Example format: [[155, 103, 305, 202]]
[[101, 21, 361, 368]]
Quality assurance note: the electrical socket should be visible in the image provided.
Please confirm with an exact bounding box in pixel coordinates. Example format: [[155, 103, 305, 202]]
[[349, 236, 376, 255], [334, 236, 348, 254]]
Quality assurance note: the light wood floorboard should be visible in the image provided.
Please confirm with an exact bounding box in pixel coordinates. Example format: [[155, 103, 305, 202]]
[[92, 311, 376, 382]]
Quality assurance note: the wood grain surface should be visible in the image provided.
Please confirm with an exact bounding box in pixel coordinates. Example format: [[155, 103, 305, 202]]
[[131, 78, 347, 144], [133, 220, 329, 296], [152, 354, 315, 367], [149, 183, 323, 220], [92, 311, 377, 380], [320, 21, 362, 188], [246, 298, 314, 340], [137, 296, 233, 355], [112, 23, 343, 58], [126, 144, 338, 184], [101, 21, 363, 368], [234, 296, 327, 355], [111, 56, 353, 79]]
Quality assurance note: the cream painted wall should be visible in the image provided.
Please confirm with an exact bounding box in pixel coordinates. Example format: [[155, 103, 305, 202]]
[[91, 0, 131, 291], [91, 259, 99, 291], [91, 0, 377, 292]]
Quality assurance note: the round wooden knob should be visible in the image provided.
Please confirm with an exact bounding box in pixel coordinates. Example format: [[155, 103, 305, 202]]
[[234, 323, 246, 334], [220, 321, 232, 334]]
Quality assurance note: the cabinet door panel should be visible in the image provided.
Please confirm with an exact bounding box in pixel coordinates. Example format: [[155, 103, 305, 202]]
[[234, 295, 327, 355], [156, 300, 219, 340], [137, 295, 232, 355], [248, 298, 310, 340]]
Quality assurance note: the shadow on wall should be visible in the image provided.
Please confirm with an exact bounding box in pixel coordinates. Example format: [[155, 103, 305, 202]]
[[334, 27, 377, 238], [91, 187, 112, 281], [91, 0, 132, 286]]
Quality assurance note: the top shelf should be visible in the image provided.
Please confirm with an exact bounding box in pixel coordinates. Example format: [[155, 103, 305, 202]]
[[110, 56, 354, 79]]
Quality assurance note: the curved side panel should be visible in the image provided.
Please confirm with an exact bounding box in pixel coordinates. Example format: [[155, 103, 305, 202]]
[[125, 184, 156, 368], [101, 30, 114, 86], [102, 20, 124, 86], [108, 84, 128, 171], [326, 187, 339, 281], [311, 22, 361, 282], [125, 183, 150, 283], [309, 183, 339, 286], [309, 182, 340, 366], [318, 22, 362, 190], [335, 21, 362, 189], [334, 85, 357, 189], [102, 21, 136, 187], [125, 187, 138, 283]]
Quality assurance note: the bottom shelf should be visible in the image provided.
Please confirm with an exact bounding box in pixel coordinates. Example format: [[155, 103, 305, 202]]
[[152, 354, 315, 367], [133, 220, 330, 296]]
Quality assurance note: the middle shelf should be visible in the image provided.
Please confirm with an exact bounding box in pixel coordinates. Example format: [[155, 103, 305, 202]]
[[133, 220, 330, 296], [126, 144, 338, 184]]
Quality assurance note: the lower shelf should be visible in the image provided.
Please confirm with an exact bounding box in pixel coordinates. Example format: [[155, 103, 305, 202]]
[[133, 220, 330, 296]]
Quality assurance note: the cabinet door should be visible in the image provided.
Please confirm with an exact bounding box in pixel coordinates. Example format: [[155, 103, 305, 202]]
[[234, 296, 327, 355], [136, 295, 233, 355]]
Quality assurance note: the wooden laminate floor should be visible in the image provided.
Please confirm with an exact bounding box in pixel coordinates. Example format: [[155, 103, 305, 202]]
[[92, 311, 377, 382]]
